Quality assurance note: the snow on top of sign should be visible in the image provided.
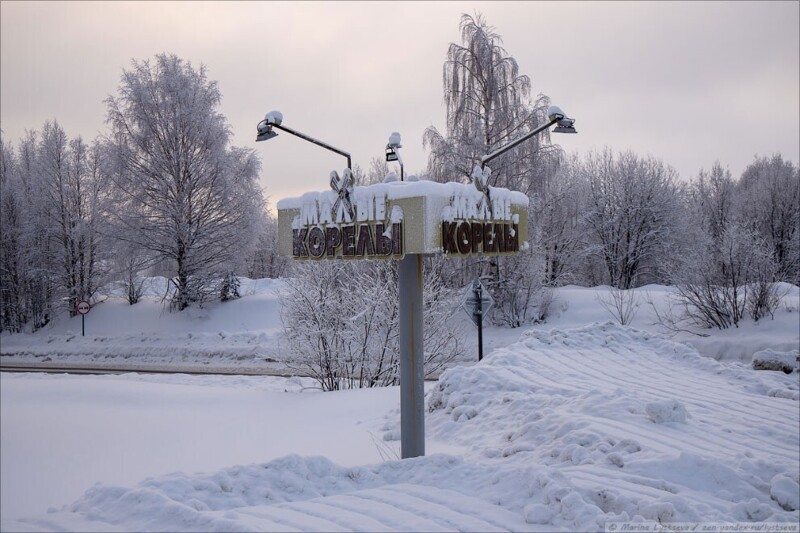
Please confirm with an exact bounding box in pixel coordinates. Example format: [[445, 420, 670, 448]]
[[276, 179, 529, 210], [388, 132, 402, 146]]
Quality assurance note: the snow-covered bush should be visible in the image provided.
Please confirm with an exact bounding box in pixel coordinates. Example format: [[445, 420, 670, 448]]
[[279, 258, 464, 391], [490, 244, 552, 327], [596, 286, 640, 326], [747, 275, 784, 322], [673, 223, 778, 329]]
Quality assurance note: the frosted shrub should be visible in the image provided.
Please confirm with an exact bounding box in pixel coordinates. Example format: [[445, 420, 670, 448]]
[[596, 286, 640, 326], [491, 251, 550, 327], [746, 257, 784, 321], [279, 259, 464, 391], [673, 224, 778, 329]]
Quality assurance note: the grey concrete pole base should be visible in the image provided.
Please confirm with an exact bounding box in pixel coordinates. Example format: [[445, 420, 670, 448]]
[[398, 253, 425, 459]]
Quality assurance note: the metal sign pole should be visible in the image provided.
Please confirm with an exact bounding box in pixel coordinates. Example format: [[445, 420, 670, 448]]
[[77, 301, 91, 336], [398, 253, 425, 459], [463, 279, 492, 363], [475, 282, 483, 361]]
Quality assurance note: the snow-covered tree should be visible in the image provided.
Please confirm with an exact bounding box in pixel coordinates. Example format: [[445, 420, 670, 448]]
[[218, 271, 241, 301], [693, 161, 736, 244], [0, 133, 26, 331], [534, 154, 588, 285], [14, 131, 55, 330], [423, 13, 559, 195], [736, 154, 799, 283], [423, 13, 563, 325], [244, 207, 286, 280], [581, 149, 683, 289], [1, 123, 108, 330], [104, 54, 264, 310], [37, 124, 108, 316], [666, 158, 792, 330]]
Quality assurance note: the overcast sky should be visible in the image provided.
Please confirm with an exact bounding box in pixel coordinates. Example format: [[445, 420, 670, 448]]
[[2, 1, 798, 205]]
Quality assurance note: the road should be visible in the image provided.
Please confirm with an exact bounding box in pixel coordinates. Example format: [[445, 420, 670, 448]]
[[0, 360, 302, 377], [0, 360, 447, 379]]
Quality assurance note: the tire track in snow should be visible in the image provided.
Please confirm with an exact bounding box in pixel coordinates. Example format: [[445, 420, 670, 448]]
[[523, 345, 798, 461], [285, 497, 401, 532], [611, 340, 796, 414], [353, 485, 511, 532], [223, 484, 534, 532], [524, 340, 795, 433]]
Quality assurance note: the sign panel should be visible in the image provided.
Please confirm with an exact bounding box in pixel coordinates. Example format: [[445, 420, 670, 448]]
[[277, 173, 528, 260], [76, 301, 91, 315], [461, 279, 494, 327]]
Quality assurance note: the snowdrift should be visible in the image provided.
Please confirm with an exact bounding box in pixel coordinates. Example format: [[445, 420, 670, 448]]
[[4, 323, 798, 531], [424, 323, 799, 526]]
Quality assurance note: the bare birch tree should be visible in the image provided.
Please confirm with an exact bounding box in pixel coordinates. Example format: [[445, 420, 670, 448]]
[[423, 13, 559, 194], [423, 13, 563, 326]]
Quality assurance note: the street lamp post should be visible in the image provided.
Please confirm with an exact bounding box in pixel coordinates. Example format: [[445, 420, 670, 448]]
[[480, 105, 577, 169], [383, 129, 423, 457], [256, 111, 352, 170], [479, 105, 577, 339], [260, 106, 575, 463]]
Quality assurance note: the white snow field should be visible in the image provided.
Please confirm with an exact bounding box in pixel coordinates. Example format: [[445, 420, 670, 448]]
[[1, 282, 799, 531]]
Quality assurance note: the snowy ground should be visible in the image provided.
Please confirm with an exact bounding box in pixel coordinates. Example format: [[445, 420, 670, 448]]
[[1, 280, 798, 531], [0, 278, 290, 372], [2, 279, 798, 369]]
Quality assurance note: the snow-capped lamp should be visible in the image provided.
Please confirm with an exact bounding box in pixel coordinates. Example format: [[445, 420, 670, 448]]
[[255, 110, 283, 142], [385, 132, 404, 180], [255, 110, 352, 170]]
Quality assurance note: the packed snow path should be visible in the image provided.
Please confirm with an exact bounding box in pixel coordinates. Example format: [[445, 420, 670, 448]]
[[11, 484, 539, 532]]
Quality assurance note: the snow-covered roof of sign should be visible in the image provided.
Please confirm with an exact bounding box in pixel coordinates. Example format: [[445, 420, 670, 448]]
[[276, 179, 529, 210]]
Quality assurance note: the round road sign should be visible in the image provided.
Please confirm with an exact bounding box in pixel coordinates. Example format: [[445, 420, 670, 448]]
[[76, 301, 91, 315]]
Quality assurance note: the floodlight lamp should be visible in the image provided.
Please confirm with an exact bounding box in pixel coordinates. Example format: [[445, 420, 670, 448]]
[[256, 120, 278, 142], [553, 117, 577, 134], [386, 146, 399, 162]]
